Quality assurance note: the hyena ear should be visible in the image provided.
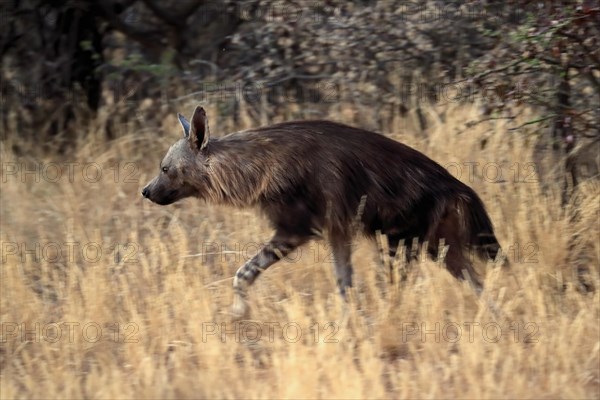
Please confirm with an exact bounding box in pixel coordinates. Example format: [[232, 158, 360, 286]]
[[178, 113, 190, 138], [189, 106, 209, 151]]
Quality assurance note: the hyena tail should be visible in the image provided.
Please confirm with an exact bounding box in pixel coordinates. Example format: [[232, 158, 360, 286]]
[[459, 191, 509, 268]]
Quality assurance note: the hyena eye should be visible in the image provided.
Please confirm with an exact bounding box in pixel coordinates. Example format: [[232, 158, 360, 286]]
[[162, 166, 168, 173]]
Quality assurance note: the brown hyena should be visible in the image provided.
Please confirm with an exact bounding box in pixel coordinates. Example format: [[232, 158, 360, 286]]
[[142, 106, 507, 319]]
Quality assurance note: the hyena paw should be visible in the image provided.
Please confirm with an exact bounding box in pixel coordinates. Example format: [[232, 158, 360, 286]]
[[231, 295, 250, 321]]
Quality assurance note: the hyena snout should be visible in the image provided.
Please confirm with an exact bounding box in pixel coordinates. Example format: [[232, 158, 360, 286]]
[[141, 179, 170, 205], [141, 178, 157, 200], [142, 177, 193, 205]]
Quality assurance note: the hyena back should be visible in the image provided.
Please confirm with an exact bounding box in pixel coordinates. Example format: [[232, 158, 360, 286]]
[[142, 106, 506, 319]]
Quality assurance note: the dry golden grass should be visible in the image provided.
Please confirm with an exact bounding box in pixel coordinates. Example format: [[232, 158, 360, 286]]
[[1, 105, 598, 399]]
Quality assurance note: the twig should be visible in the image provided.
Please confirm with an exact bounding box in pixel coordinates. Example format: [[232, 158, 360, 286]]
[[507, 115, 556, 131]]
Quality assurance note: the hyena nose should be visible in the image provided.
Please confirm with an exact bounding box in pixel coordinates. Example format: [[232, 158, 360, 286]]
[[141, 187, 149, 198]]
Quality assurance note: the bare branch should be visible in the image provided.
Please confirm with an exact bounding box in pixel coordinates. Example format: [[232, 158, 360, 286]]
[[508, 115, 557, 131]]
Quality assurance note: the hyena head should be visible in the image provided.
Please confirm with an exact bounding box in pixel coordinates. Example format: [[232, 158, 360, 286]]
[[142, 106, 210, 205]]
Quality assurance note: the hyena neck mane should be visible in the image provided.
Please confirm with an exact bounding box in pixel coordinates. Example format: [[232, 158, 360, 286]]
[[203, 135, 289, 208]]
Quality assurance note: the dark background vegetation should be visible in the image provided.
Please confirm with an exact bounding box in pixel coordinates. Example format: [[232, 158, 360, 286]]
[[1, 0, 599, 196]]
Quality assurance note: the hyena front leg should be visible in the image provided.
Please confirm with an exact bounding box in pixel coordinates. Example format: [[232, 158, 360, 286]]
[[232, 232, 307, 320]]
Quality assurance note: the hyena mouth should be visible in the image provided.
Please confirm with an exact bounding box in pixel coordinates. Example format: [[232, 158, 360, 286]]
[[154, 190, 179, 205]]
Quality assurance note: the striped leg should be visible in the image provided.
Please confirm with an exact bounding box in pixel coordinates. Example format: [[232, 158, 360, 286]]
[[232, 232, 306, 320]]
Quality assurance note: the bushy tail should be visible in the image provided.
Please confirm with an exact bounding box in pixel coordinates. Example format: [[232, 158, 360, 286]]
[[459, 191, 508, 267]]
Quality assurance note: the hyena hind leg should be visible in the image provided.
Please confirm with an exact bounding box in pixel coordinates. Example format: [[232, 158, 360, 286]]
[[431, 216, 483, 292], [231, 232, 307, 321], [329, 234, 353, 297]]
